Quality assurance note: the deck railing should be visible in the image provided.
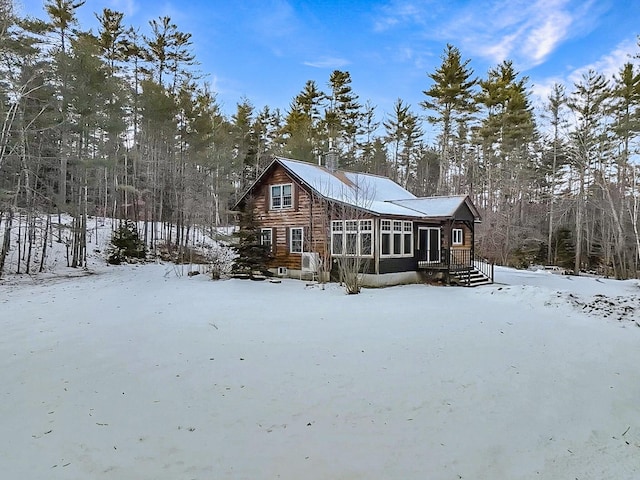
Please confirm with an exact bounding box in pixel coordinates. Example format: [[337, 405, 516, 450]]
[[473, 256, 494, 283], [417, 248, 494, 284]]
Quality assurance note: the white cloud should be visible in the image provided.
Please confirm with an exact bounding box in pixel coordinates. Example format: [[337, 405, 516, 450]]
[[568, 38, 639, 86], [303, 56, 351, 69], [374, 0, 596, 68], [522, 9, 573, 64], [373, 1, 423, 32], [461, 0, 581, 67], [108, 0, 139, 17]]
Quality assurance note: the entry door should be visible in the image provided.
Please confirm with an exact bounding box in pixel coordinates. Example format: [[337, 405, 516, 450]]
[[418, 227, 441, 263]]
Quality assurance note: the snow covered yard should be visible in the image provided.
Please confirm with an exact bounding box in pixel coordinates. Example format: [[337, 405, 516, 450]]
[[1, 265, 640, 479]]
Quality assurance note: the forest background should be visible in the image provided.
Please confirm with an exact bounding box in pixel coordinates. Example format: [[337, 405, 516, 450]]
[[1, 0, 639, 278]]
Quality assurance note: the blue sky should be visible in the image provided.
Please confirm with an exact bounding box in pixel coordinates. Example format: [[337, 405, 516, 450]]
[[18, 0, 640, 135]]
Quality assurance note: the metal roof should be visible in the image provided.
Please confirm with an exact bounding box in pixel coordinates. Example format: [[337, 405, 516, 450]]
[[238, 156, 480, 220]]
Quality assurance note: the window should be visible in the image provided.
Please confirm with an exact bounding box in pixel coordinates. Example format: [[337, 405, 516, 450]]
[[290, 227, 303, 253], [331, 221, 343, 255], [345, 220, 358, 255], [331, 219, 374, 257], [452, 228, 463, 245], [270, 183, 292, 209], [360, 220, 373, 256], [393, 221, 402, 255], [381, 220, 391, 256], [380, 219, 412, 257], [403, 221, 413, 255], [260, 228, 272, 249]]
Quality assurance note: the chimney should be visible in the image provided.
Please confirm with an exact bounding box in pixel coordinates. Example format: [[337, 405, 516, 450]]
[[324, 138, 338, 172], [325, 150, 338, 172]]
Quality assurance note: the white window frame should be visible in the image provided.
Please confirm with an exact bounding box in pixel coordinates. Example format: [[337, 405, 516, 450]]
[[331, 219, 374, 257], [360, 219, 373, 256], [380, 219, 413, 257], [290, 227, 303, 254], [270, 183, 292, 210], [331, 220, 344, 255], [260, 228, 272, 248], [452, 228, 463, 246], [403, 221, 413, 256]]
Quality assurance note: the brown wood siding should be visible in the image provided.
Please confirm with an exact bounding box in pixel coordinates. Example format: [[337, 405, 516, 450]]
[[450, 222, 472, 250], [243, 162, 477, 272], [250, 164, 329, 270]]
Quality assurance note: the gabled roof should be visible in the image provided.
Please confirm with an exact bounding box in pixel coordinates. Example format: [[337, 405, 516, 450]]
[[238, 156, 480, 221], [390, 196, 481, 221]]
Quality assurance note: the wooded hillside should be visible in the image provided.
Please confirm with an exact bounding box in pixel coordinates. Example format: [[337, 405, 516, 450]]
[[1, 1, 639, 278]]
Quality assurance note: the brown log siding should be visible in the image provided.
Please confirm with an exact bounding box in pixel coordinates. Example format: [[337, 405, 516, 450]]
[[251, 164, 329, 270], [450, 222, 472, 250], [245, 162, 477, 273]]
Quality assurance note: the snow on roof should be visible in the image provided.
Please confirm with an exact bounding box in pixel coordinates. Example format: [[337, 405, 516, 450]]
[[277, 157, 419, 215], [267, 158, 477, 219], [390, 195, 473, 218]]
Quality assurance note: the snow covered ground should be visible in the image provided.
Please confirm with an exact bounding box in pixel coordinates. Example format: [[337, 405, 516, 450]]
[[1, 263, 639, 479]]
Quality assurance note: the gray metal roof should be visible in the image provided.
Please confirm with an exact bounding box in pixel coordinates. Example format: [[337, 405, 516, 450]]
[[241, 157, 479, 220]]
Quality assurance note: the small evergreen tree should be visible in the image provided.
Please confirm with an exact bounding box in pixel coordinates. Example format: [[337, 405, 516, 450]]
[[107, 220, 147, 264], [231, 199, 271, 278]]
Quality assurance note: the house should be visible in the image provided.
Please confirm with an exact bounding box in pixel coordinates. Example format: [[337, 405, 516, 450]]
[[234, 156, 493, 287]]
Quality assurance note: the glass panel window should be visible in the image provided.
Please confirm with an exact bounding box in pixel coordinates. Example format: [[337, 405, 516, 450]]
[[381, 220, 391, 256], [393, 220, 403, 255], [403, 222, 413, 255], [290, 227, 303, 253], [380, 219, 412, 257], [452, 228, 463, 245], [360, 220, 373, 256], [393, 233, 402, 254], [332, 233, 343, 254], [361, 232, 372, 256], [260, 228, 272, 248], [270, 183, 293, 209], [331, 221, 343, 255], [345, 232, 358, 255], [403, 232, 412, 255], [381, 232, 391, 255], [282, 184, 292, 207], [271, 185, 281, 208], [344, 220, 358, 255]]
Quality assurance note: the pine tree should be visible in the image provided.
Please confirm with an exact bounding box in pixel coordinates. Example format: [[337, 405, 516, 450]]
[[567, 69, 610, 274], [325, 70, 361, 165], [282, 80, 324, 162], [107, 219, 146, 264], [231, 198, 270, 278], [422, 44, 476, 195], [543, 83, 567, 264]]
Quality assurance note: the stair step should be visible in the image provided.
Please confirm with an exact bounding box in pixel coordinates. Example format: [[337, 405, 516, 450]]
[[452, 268, 492, 286]]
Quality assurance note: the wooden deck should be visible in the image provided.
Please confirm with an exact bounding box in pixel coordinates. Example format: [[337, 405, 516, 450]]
[[417, 248, 494, 286]]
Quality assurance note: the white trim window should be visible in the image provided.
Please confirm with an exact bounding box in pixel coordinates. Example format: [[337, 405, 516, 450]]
[[331, 219, 374, 257], [360, 220, 373, 256], [270, 183, 292, 209], [403, 221, 413, 255], [260, 228, 272, 249], [380, 219, 413, 257], [381, 220, 392, 256], [290, 227, 303, 253], [452, 228, 463, 246], [331, 220, 344, 255]]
